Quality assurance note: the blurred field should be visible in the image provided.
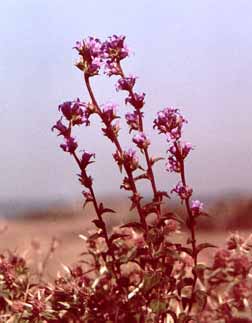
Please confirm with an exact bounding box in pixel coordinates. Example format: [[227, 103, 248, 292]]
[[0, 194, 251, 278]]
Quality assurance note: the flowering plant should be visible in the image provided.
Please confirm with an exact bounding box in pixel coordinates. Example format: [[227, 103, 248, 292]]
[[1, 35, 252, 323]]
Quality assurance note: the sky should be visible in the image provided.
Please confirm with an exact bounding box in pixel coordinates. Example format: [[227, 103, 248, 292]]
[[0, 0, 252, 205]]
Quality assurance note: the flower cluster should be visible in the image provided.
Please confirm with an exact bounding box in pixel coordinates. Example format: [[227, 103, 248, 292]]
[[171, 182, 193, 200], [58, 99, 88, 125], [74, 35, 130, 77], [113, 148, 139, 172], [125, 111, 141, 132], [133, 132, 150, 150], [116, 75, 136, 91], [52, 99, 93, 155], [154, 107, 187, 140], [191, 199, 204, 216], [74, 37, 103, 76], [125, 92, 145, 110], [102, 35, 129, 76]]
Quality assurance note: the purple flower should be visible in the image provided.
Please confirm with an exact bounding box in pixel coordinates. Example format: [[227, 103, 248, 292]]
[[74, 37, 103, 76], [74, 37, 102, 58], [113, 148, 139, 172], [168, 142, 192, 161], [154, 107, 187, 140], [101, 35, 129, 76], [58, 99, 88, 126], [123, 148, 139, 171], [101, 103, 118, 124], [104, 61, 121, 76], [102, 35, 129, 62], [133, 132, 150, 150], [125, 92, 145, 110], [85, 57, 103, 76], [116, 75, 136, 92], [60, 137, 78, 154], [180, 142, 192, 159], [125, 111, 141, 132], [191, 200, 204, 216], [171, 182, 193, 200], [166, 155, 180, 173], [102, 120, 120, 142], [80, 151, 95, 171], [52, 119, 70, 138]]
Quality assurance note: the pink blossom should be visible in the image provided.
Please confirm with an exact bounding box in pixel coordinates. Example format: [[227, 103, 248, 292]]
[[171, 182, 193, 200], [58, 99, 88, 126], [125, 111, 140, 132], [125, 92, 145, 110], [113, 148, 139, 172], [166, 155, 180, 172], [168, 142, 192, 160], [74, 37, 103, 76], [101, 103, 118, 124], [153, 107, 187, 140], [80, 151, 95, 171], [191, 200, 204, 215], [52, 119, 70, 138], [102, 35, 129, 62], [180, 142, 193, 159], [74, 37, 102, 57], [60, 137, 78, 154], [102, 119, 120, 142], [123, 148, 139, 171], [133, 132, 150, 150], [104, 61, 121, 76], [116, 75, 136, 92]]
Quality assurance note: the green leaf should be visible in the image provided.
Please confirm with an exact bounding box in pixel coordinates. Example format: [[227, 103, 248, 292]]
[[149, 298, 167, 314], [142, 272, 162, 293]]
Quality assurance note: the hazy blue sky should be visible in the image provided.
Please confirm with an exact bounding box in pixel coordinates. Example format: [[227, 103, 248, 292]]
[[0, 0, 252, 203]]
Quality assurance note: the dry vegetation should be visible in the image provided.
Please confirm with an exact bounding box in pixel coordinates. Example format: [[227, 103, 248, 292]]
[[1, 195, 251, 278]]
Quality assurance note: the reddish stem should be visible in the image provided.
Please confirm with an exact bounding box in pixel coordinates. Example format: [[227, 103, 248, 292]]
[[71, 145, 120, 280], [84, 73, 147, 231], [117, 63, 161, 220], [174, 141, 198, 313]]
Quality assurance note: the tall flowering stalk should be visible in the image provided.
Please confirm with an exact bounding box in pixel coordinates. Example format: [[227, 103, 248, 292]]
[[52, 35, 217, 322], [154, 107, 211, 313], [74, 36, 148, 232], [52, 99, 122, 283]]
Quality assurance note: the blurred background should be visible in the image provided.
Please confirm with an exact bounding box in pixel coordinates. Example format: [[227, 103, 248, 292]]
[[0, 0, 252, 269]]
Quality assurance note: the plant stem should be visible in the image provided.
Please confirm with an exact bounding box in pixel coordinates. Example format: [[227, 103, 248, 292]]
[[72, 150, 120, 280], [117, 63, 162, 220], [84, 73, 147, 232], [174, 141, 198, 313]]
